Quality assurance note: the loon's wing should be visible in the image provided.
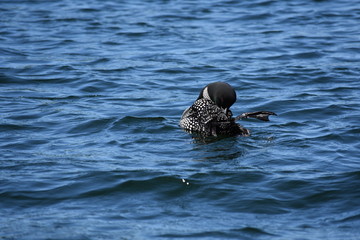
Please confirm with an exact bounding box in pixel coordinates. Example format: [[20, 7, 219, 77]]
[[235, 111, 277, 122]]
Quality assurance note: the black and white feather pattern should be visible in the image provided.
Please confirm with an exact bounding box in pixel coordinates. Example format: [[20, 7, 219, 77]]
[[180, 98, 249, 137]]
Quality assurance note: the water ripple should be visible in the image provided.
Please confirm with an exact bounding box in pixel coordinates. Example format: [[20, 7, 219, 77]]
[[1, 0, 360, 239]]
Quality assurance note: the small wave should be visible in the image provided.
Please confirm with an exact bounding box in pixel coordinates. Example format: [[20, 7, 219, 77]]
[[101, 41, 121, 46], [228, 12, 274, 22], [112, 116, 169, 134], [0, 73, 27, 84], [0, 123, 44, 132], [68, 118, 116, 135], [157, 226, 276, 239], [115, 31, 149, 37], [87, 57, 111, 65], [0, 47, 27, 57], [262, 51, 324, 61], [152, 14, 204, 21], [155, 67, 194, 74], [335, 212, 360, 223], [79, 79, 120, 93], [94, 66, 135, 73], [118, 116, 166, 124], [55, 17, 93, 22], [283, 104, 349, 121], [78, 8, 101, 13], [0, 171, 188, 207]]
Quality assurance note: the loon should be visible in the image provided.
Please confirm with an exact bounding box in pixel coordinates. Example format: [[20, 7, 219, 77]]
[[180, 82, 276, 137]]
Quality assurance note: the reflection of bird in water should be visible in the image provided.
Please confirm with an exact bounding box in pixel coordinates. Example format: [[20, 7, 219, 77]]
[[180, 82, 276, 137]]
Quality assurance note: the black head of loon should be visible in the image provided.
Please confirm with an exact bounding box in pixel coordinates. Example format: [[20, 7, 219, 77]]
[[197, 81, 236, 113]]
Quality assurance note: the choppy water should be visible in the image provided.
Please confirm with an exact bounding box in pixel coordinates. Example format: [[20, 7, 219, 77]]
[[1, 0, 360, 239]]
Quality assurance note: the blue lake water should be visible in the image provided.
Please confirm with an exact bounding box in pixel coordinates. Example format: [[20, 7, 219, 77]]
[[1, 0, 360, 239]]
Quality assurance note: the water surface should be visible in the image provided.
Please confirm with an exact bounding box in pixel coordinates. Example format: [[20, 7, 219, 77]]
[[1, 0, 360, 239]]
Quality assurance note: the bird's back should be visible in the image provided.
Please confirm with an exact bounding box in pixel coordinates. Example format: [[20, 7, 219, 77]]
[[180, 98, 249, 137]]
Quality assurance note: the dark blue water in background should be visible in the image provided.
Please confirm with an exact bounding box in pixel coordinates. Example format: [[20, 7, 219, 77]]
[[1, 0, 360, 239]]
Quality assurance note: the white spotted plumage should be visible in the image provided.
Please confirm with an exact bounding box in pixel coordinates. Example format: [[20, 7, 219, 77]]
[[179, 98, 249, 136]]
